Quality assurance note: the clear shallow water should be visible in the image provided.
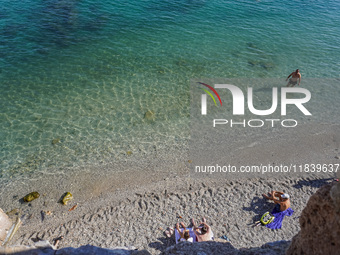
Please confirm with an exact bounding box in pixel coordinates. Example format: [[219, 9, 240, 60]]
[[1, 0, 340, 181]]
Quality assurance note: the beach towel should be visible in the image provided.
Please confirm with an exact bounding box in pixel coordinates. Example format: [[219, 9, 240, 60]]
[[174, 228, 197, 243], [266, 204, 294, 229]]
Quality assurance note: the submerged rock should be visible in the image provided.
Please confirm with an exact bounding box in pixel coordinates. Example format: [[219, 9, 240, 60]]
[[52, 138, 61, 145], [23, 191, 40, 202], [144, 110, 155, 121], [175, 59, 187, 67], [247, 60, 275, 70], [61, 192, 73, 205], [247, 42, 258, 49], [247, 60, 257, 67], [259, 61, 275, 70]]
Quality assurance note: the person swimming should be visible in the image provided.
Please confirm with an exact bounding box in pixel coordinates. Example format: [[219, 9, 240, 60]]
[[286, 69, 301, 87]]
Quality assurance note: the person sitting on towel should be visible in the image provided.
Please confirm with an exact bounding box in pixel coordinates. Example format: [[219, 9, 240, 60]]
[[262, 191, 290, 211], [192, 217, 214, 242], [175, 222, 194, 242], [262, 191, 294, 229]]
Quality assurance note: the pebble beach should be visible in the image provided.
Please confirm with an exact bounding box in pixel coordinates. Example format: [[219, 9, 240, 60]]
[[1, 123, 339, 254], [3, 173, 336, 254]]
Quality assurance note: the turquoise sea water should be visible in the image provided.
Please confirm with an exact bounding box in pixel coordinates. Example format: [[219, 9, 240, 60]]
[[1, 0, 340, 181]]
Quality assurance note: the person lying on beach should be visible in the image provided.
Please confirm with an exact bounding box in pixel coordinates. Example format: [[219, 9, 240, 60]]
[[262, 191, 290, 211], [286, 69, 301, 87], [192, 217, 214, 242], [175, 222, 194, 242]]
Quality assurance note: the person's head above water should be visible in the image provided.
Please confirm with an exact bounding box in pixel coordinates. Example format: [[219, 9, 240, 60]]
[[295, 69, 299, 73]]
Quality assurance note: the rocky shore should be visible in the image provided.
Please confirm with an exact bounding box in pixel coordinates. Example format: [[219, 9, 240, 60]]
[[1, 172, 339, 254]]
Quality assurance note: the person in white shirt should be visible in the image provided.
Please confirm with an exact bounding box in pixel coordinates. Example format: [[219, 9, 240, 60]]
[[176, 222, 194, 242]]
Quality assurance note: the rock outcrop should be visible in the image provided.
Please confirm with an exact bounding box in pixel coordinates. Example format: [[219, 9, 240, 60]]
[[286, 180, 340, 255]]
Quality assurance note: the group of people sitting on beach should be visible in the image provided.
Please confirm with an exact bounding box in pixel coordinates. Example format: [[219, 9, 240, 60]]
[[165, 189, 293, 243], [165, 217, 214, 243]]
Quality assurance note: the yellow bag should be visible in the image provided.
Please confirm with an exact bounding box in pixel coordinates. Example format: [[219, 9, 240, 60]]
[[260, 211, 275, 225]]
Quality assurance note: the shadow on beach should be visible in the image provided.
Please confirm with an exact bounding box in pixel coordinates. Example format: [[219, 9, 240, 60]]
[[148, 236, 175, 253], [242, 196, 275, 222], [0, 246, 152, 255], [292, 178, 333, 189]]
